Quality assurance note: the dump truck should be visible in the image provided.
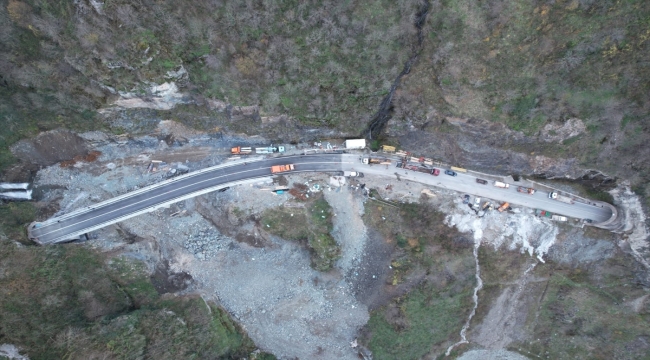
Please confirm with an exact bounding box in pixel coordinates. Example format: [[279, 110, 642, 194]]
[[517, 186, 536, 195], [548, 191, 575, 204], [551, 215, 568, 222], [497, 202, 510, 212], [231, 146, 253, 155], [494, 181, 510, 189], [271, 164, 294, 173], [535, 209, 552, 218]]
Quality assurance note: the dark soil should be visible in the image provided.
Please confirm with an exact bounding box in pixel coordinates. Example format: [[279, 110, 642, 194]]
[[150, 260, 193, 294]]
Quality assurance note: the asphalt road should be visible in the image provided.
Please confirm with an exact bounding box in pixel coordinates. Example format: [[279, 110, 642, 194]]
[[340, 154, 612, 223], [31, 154, 343, 244], [31, 152, 613, 244]]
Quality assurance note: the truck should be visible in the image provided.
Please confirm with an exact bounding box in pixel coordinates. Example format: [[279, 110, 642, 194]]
[[535, 209, 552, 218], [231, 146, 253, 155], [255, 146, 286, 154], [343, 171, 363, 177], [548, 191, 575, 204], [517, 186, 536, 195], [494, 181, 510, 189], [497, 202, 510, 212], [418, 157, 434, 166], [551, 215, 568, 222], [363, 158, 390, 165], [271, 164, 294, 173]]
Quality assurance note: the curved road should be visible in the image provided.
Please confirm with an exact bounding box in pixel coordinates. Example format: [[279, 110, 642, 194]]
[[30, 154, 344, 244], [30, 153, 614, 245]]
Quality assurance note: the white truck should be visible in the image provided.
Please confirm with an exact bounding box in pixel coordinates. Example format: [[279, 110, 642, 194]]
[[548, 191, 575, 204], [343, 171, 363, 177], [551, 215, 568, 222], [494, 181, 510, 189]]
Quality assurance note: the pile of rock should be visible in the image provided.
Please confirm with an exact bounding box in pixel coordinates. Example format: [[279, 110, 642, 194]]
[[184, 228, 230, 260]]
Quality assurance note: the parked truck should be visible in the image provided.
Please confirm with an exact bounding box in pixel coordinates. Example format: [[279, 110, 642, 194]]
[[231, 146, 253, 155], [343, 171, 363, 177], [517, 186, 536, 195], [271, 164, 294, 173], [497, 202, 510, 212], [363, 157, 390, 165], [494, 181, 510, 189], [551, 215, 568, 222], [535, 209, 552, 218], [548, 191, 575, 204]]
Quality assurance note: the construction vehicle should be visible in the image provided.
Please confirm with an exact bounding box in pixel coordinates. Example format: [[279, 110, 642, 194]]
[[482, 202, 493, 210], [551, 215, 568, 222], [535, 209, 552, 218], [271, 164, 294, 173], [497, 202, 510, 212], [231, 146, 253, 155], [548, 191, 575, 204], [517, 186, 536, 195], [381, 145, 396, 153], [494, 181, 510, 189]]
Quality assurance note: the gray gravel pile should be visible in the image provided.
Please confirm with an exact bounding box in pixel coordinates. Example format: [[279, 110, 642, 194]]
[[184, 227, 231, 260]]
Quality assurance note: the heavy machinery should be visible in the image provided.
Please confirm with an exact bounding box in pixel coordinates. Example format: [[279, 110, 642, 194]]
[[271, 164, 294, 173], [497, 202, 510, 212]]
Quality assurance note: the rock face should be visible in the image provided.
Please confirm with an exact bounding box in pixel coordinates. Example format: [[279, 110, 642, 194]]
[[10, 129, 89, 166]]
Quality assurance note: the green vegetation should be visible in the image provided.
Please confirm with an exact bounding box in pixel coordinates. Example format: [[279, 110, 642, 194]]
[[511, 259, 650, 360], [0, 202, 35, 242], [361, 200, 476, 358], [0, 240, 265, 359], [262, 195, 340, 271], [367, 285, 473, 360]]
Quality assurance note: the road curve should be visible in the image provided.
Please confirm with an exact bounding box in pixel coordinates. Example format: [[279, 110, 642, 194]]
[[30, 154, 344, 244]]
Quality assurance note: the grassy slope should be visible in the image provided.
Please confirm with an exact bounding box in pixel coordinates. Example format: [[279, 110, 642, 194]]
[[0, 239, 269, 359], [262, 195, 340, 271], [360, 201, 476, 359], [397, 0, 650, 198], [0, 0, 420, 171]]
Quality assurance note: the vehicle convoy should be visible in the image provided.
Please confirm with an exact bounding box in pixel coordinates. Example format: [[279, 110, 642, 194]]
[[397, 162, 438, 175], [497, 202, 510, 212], [271, 164, 294, 173], [494, 181, 510, 189], [517, 186, 536, 194], [231, 146, 253, 155], [476, 178, 488, 185], [548, 191, 575, 204]]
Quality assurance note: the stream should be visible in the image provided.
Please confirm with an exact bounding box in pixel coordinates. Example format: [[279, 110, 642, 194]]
[[361, 0, 431, 141]]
